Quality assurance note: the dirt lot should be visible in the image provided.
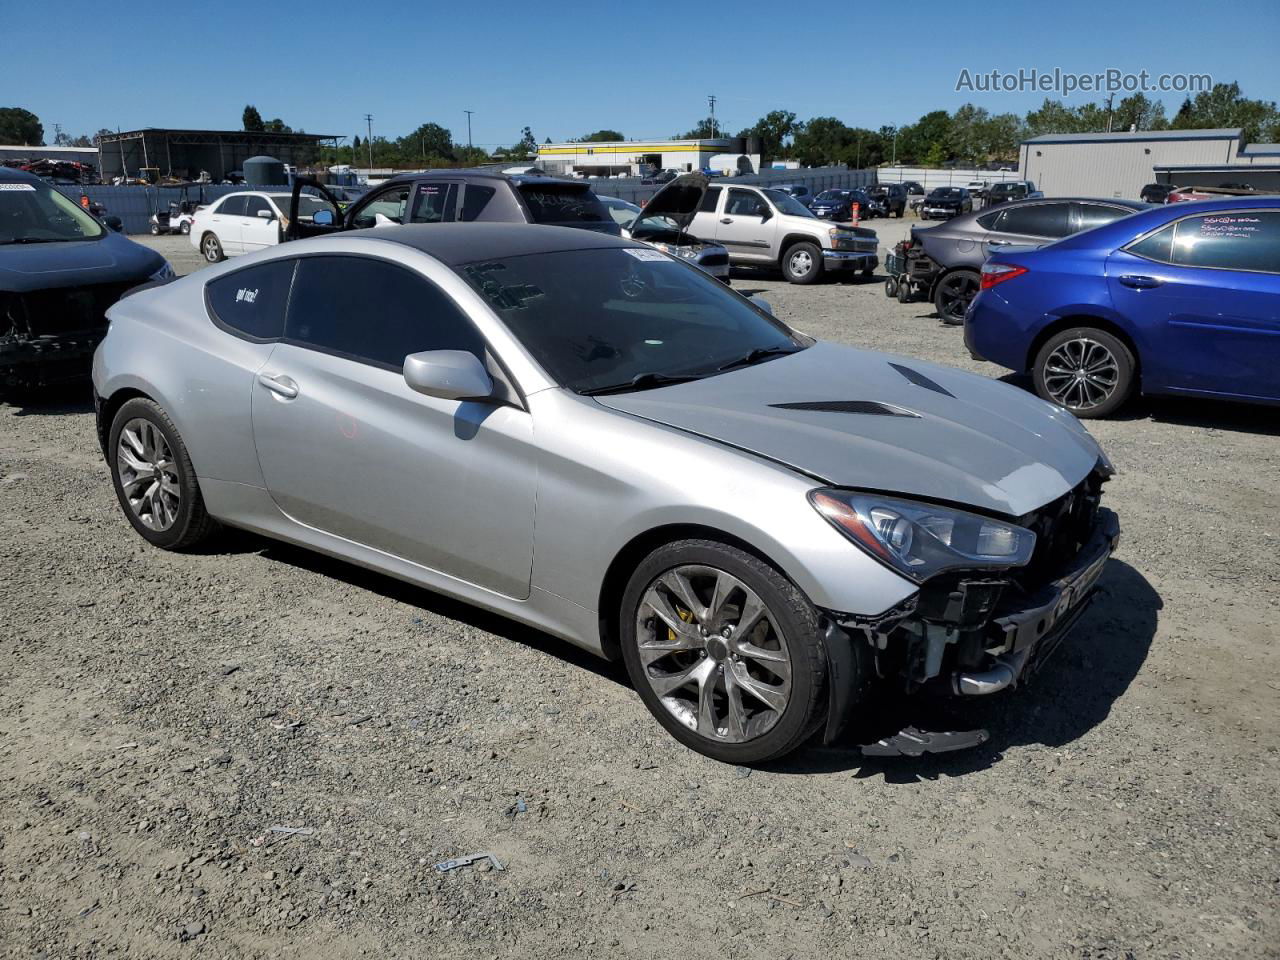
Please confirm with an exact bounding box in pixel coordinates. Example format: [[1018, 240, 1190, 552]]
[[2, 223, 1277, 960]]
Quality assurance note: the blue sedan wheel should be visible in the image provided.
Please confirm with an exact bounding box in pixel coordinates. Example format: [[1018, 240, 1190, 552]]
[[1033, 327, 1135, 419]]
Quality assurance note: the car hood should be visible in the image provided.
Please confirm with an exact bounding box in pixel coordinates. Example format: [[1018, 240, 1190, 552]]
[[0, 231, 164, 293], [594, 341, 1101, 517], [637, 172, 710, 232]]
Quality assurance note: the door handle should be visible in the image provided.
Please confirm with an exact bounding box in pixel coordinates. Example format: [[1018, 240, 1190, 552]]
[[988, 239, 1013, 246], [1118, 274, 1163, 289], [720, 217, 733, 224], [257, 373, 299, 399]]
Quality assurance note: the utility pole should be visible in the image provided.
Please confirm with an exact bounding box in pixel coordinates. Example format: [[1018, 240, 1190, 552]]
[[464, 110, 474, 150], [363, 113, 374, 171], [892, 126, 898, 165], [708, 95, 717, 137], [1105, 93, 1115, 133], [53, 122, 63, 144]]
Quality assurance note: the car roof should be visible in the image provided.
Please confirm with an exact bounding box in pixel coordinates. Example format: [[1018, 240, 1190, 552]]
[[0, 166, 42, 183], [344, 222, 641, 265]]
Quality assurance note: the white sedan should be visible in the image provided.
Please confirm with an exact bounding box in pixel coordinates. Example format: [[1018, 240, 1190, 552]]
[[189, 191, 334, 263]]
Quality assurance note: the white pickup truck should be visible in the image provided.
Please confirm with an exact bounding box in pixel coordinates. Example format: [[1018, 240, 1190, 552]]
[[687, 183, 879, 284]]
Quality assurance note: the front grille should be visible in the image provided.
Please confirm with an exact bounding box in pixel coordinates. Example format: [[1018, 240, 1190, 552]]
[[854, 239, 878, 253], [7, 281, 136, 339], [1015, 471, 1105, 590], [698, 252, 729, 267]]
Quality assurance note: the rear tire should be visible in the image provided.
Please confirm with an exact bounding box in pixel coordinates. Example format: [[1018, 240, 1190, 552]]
[[108, 398, 218, 550], [1032, 326, 1136, 419], [179, 221, 191, 235], [933, 269, 980, 325], [782, 242, 823, 284], [884, 278, 898, 298], [620, 539, 829, 764], [201, 232, 224, 263]]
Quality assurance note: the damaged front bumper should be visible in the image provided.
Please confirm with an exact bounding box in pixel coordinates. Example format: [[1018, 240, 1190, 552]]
[[820, 505, 1120, 742]]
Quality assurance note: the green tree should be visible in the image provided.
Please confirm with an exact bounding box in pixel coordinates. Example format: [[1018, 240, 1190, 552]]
[[948, 104, 991, 164], [1170, 82, 1280, 142], [792, 116, 857, 166], [1115, 93, 1168, 131], [516, 126, 538, 155], [1024, 99, 1086, 136], [575, 129, 625, 142], [242, 105, 264, 132], [674, 117, 720, 139], [736, 110, 798, 160], [923, 141, 947, 167], [976, 112, 1025, 161], [68, 134, 94, 147], [452, 145, 491, 167], [398, 122, 454, 162], [0, 107, 43, 145], [896, 110, 953, 164], [264, 118, 293, 134]]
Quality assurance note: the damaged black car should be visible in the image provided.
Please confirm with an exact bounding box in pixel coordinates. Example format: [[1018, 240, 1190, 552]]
[[1, 167, 172, 391]]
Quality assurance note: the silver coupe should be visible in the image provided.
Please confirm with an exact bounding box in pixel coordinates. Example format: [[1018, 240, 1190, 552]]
[[93, 224, 1118, 763]]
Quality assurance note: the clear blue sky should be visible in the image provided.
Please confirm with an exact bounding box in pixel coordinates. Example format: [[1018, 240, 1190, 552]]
[[4, 0, 1277, 147]]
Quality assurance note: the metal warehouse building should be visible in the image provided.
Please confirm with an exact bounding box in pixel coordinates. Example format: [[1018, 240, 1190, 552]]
[[96, 128, 341, 183], [537, 137, 762, 178], [1019, 128, 1280, 199]]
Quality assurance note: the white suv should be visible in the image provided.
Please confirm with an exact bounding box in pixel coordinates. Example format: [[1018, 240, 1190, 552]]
[[688, 183, 879, 284], [190, 191, 333, 263]]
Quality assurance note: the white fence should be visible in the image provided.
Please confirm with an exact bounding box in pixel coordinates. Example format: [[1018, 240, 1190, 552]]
[[875, 166, 1025, 191]]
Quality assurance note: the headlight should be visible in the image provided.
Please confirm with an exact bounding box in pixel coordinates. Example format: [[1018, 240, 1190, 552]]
[[150, 261, 176, 282], [809, 489, 1036, 582], [828, 228, 854, 241]]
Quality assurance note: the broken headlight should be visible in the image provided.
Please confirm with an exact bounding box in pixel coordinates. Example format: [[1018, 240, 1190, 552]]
[[809, 489, 1036, 582]]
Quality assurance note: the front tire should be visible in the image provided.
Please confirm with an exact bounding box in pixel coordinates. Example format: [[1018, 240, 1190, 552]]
[[108, 398, 218, 550], [782, 242, 823, 284], [620, 540, 828, 764], [201, 232, 224, 263], [1033, 327, 1135, 418], [933, 269, 979, 325]]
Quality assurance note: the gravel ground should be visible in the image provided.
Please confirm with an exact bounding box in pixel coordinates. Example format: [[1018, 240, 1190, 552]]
[[2, 223, 1277, 960]]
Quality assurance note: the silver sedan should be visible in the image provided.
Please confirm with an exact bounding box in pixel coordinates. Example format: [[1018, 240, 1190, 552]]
[[93, 224, 1118, 763]]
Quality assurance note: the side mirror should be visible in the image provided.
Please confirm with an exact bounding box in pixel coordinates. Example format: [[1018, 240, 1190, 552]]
[[104, 215, 123, 232], [256, 209, 275, 220], [759, 206, 772, 222], [312, 208, 334, 226], [749, 295, 774, 315], [403, 350, 494, 402]]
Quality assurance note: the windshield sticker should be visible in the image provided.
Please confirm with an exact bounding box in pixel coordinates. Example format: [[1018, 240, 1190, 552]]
[[624, 248, 671, 262], [0, 183, 37, 191]]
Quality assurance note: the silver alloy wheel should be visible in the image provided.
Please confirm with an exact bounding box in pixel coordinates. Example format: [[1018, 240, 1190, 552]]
[[1043, 337, 1120, 411], [202, 235, 219, 261], [634, 564, 792, 743], [116, 418, 181, 531], [789, 248, 814, 277]]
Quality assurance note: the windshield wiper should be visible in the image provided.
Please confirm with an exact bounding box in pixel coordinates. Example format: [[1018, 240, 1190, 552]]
[[717, 345, 801, 372], [0, 237, 66, 245], [581, 371, 703, 396]]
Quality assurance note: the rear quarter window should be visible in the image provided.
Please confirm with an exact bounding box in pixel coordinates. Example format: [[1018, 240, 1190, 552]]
[[206, 259, 295, 341]]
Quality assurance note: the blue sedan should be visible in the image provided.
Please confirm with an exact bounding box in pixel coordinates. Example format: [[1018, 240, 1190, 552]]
[[965, 196, 1279, 417]]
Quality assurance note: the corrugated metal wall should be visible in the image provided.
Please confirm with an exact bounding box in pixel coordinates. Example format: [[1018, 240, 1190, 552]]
[[874, 167, 1024, 190], [1021, 138, 1240, 199]]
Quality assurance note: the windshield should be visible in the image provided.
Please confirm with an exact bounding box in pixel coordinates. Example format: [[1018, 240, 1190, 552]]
[[0, 179, 105, 244], [762, 189, 815, 218], [600, 197, 640, 227], [929, 188, 962, 199], [517, 184, 621, 235], [458, 247, 805, 393], [815, 190, 849, 202]]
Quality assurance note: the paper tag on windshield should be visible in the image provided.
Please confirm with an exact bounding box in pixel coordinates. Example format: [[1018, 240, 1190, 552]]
[[0, 183, 36, 191], [624, 248, 671, 262]]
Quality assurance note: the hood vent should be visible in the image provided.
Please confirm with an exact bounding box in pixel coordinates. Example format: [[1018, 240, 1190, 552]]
[[888, 362, 955, 398], [770, 400, 920, 418]]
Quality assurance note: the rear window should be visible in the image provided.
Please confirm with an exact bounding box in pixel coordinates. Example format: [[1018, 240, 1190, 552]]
[[517, 184, 619, 235]]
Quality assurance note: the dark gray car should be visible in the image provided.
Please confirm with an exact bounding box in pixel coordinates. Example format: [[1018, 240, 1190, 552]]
[[909, 197, 1150, 324]]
